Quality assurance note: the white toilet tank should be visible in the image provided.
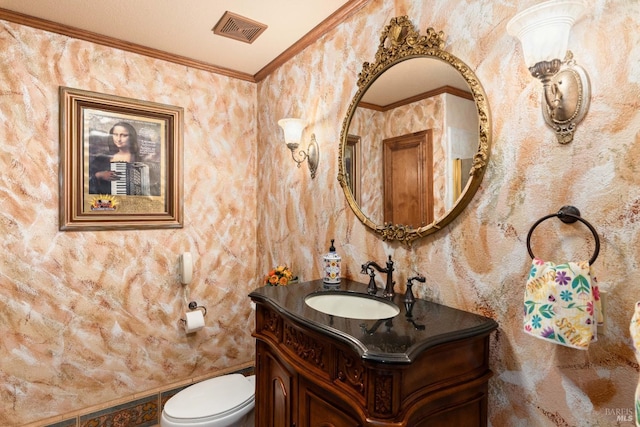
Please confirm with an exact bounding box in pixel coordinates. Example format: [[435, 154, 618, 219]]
[[161, 374, 255, 427]]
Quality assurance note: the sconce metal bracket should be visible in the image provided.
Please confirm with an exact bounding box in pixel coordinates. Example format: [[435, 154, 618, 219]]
[[307, 134, 319, 179], [539, 52, 591, 144], [288, 134, 319, 179]]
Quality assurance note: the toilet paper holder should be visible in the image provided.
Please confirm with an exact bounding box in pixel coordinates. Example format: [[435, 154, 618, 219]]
[[187, 301, 207, 316], [180, 301, 207, 326], [188, 301, 207, 316]]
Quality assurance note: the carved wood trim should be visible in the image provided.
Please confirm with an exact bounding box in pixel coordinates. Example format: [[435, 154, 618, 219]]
[[283, 323, 326, 371], [336, 349, 366, 397], [252, 299, 495, 426], [373, 372, 394, 416], [256, 306, 282, 342]]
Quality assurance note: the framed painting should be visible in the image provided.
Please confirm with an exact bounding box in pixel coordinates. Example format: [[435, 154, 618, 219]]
[[344, 134, 361, 205], [59, 87, 183, 230]]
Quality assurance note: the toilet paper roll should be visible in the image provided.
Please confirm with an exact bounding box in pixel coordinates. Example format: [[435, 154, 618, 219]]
[[183, 310, 205, 333]]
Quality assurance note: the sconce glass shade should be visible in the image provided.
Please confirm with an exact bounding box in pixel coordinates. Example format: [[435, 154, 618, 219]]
[[277, 117, 319, 179], [507, 0, 590, 144], [278, 118, 305, 148], [507, 0, 585, 68]]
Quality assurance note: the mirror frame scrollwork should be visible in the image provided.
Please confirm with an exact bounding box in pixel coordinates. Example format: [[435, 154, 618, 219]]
[[338, 16, 491, 245]]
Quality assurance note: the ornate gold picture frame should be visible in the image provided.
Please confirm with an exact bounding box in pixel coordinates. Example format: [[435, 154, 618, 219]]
[[59, 87, 183, 231]]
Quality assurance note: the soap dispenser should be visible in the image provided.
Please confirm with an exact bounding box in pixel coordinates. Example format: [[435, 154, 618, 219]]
[[323, 239, 341, 285]]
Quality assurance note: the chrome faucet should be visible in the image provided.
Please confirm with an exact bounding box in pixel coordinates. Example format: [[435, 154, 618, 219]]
[[361, 255, 395, 298]]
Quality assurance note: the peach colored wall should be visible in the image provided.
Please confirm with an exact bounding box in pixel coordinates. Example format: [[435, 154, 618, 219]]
[[2, 0, 640, 425], [0, 20, 258, 426], [257, 0, 640, 426]]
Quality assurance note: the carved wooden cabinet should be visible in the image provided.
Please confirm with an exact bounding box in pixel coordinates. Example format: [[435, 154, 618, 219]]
[[250, 280, 498, 427]]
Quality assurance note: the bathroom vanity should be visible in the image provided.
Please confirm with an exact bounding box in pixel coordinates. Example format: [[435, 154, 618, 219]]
[[248, 15, 497, 426], [249, 279, 498, 426]]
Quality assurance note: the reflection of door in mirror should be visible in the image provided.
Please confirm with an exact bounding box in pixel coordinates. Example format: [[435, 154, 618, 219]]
[[350, 97, 445, 227], [383, 130, 433, 227], [344, 134, 361, 204]]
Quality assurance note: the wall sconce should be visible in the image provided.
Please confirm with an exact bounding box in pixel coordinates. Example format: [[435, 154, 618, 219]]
[[507, 0, 590, 144], [278, 118, 319, 179]]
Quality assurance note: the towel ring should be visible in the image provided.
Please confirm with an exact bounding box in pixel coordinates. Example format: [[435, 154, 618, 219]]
[[526, 205, 600, 265]]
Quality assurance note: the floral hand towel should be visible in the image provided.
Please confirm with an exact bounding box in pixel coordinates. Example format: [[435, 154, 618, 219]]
[[524, 258, 601, 350]]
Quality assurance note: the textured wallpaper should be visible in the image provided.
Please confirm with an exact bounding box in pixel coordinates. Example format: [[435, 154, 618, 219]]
[[256, 0, 640, 426], [2, 0, 640, 425], [0, 19, 258, 425]]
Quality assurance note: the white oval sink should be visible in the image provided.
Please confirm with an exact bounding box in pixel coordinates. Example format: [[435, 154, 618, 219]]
[[305, 292, 400, 320]]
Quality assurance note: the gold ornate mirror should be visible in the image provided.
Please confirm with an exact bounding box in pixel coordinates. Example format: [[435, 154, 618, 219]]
[[338, 16, 491, 244]]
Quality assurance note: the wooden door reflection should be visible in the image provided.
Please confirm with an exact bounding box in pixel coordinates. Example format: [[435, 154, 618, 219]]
[[383, 130, 433, 227]]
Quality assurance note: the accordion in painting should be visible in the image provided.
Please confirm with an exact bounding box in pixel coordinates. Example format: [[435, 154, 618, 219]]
[[110, 161, 151, 196]]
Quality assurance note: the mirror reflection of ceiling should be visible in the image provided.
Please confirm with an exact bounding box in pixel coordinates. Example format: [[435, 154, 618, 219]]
[[361, 58, 470, 107]]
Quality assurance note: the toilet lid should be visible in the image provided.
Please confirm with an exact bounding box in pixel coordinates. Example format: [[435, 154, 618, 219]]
[[164, 374, 255, 420]]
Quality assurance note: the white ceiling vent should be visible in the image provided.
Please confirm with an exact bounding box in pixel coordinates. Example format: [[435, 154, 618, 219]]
[[212, 11, 268, 44]]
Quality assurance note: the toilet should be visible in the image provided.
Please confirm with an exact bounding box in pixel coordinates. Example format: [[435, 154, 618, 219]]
[[160, 374, 256, 427]]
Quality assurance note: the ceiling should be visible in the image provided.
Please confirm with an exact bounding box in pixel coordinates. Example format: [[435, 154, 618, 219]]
[[0, 0, 472, 106], [0, 0, 365, 80]]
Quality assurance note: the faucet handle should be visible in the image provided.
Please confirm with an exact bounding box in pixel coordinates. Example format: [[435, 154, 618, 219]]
[[366, 268, 377, 294], [408, 275, 426, 284], [404, 280, 416, 304], [404, 275, 425, 304], [360, 262, 370, 274]]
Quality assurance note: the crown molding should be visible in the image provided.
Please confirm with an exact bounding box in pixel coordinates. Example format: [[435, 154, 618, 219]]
[[0, 0, 371, 83]]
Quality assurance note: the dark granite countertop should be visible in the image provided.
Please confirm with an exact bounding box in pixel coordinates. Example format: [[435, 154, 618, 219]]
[[249, 279, 498, 364]]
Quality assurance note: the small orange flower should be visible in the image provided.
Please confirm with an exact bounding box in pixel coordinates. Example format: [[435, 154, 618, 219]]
[[265, 265, 294, 286]]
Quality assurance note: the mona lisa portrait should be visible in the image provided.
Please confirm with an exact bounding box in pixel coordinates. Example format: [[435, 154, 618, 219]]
[[59, 87, 184, 231]]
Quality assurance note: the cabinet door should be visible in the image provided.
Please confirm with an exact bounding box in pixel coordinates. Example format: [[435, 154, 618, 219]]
[[256, 342, 296, 427], [298, 377, 360, 427]]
